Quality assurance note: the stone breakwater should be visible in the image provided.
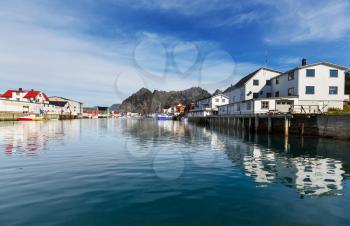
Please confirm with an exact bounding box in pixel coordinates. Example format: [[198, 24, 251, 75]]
[[188, 114, 350, 140], [0, 113, 80, 121]]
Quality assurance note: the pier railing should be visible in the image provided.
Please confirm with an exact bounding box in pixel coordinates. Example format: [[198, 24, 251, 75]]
[[290, 105, 322, 114]]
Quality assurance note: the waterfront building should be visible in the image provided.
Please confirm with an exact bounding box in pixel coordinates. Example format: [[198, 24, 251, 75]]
[[49, 96, 83, 116], [97, 106, 110, 118], [83, 107, 99, 118], [0, 88, 50, 114], [188, 93, 229, 117], [0, 88, 49, 104], [218, 60, 349, 115]]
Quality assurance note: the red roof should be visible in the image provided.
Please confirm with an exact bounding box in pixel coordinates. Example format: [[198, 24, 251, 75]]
[[1, 90, 26, 98], [23, 90, 40, 99], [1, 89, 49, 101], [42, 93, 49, 101]]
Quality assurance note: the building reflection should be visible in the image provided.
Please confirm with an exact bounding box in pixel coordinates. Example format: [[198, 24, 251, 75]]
[[221, 131, 348, 197], [3, 118, 347, 197], [0, 120, 82, 155], [119, 119, 349, 197]]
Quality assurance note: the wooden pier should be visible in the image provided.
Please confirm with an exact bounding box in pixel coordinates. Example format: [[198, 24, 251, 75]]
[[188, 114, 350, 140]]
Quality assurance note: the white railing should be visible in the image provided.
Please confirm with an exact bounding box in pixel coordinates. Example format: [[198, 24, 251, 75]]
[[290, 105, 322, 114]]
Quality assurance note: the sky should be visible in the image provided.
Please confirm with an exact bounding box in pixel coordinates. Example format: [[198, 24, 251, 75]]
[[0, 0, 349, 106]]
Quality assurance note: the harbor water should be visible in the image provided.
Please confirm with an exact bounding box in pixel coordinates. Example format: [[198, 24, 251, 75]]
[[0, 119, 349, 226]]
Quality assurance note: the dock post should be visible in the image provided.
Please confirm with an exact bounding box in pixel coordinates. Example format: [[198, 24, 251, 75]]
[[248, 117, 252, 132], [242, 117, 245, 131], [268, 117, 272, 134], [254, 117, 259, 133], [237, 117, 241, 129], [284, 117, 289, 137]]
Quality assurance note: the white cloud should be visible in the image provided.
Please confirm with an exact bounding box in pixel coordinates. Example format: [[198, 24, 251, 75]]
[[0, 1, 260, 106], [264, 0, 350, 43], [124, 0, 350, 43]]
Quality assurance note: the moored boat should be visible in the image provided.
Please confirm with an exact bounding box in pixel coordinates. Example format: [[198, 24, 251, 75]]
[[17, 114, 45, 121], [156, 114, 173, 120]]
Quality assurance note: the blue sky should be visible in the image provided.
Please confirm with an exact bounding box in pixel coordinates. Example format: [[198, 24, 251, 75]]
[[0, 0, 349, 106]]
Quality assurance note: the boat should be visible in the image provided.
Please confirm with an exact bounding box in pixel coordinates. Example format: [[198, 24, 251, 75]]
[[156, 114, 173, 120], [17, 114, 45, 121]]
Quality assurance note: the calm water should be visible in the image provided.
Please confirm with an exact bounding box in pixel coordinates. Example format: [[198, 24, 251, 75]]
[[0, 119, 350, 226]]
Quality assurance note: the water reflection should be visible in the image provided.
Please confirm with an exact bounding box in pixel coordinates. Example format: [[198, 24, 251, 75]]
[[0, 119, 349, 197], [120, 119, 349, 197], [0, 120, 82, 155]]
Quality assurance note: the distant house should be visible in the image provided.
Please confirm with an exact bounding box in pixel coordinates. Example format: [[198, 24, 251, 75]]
[[48, 101, 69, 115], [1, 88, 49, 104], [83, 107, 99, 118], [0, 88, 49, 114], [97, 107, 110, 118], [83, 106, 109, 118], [188, 93, 229, 117], [49, 96, 83, 116]]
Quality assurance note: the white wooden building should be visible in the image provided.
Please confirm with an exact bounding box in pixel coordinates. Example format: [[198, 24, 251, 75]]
[[218, 60, 349, 115], [49, 96, 83, 116], [188, 93, 229, 117], [0, 89, 50, 114]]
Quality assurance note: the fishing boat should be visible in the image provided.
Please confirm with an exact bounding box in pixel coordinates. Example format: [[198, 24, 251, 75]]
[[17, 114, 45, 121], [156, 114, 173, 120]]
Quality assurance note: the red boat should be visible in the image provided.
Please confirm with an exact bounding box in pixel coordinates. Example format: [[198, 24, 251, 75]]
[[17, 114, 45, 121]]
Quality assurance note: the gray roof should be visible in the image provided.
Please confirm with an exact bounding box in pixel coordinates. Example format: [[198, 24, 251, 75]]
[[224, 67, 282, 93], [272, 62, 349, 79], [49, 101, 68, 107]]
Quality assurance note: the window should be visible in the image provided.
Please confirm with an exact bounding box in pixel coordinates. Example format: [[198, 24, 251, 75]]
[[247, 101, 251, 110], [305, 86, 315, 94], [253, 80, 259, 86], [329, 86, 338, 95], [253, 93, 259, 98], [261, 101, 269, 109], [288, 72, 294, 81], [266, 80, 271, 86], [275, 91, 279, 97], [276, 78, 279, 84], [215, 98, 219, 102], [330, 70, 338, 78], [288, 88, 294, 96], [306, 69, 315, 77], [222, 99, 226, 103], [266, 92, 272, 98]]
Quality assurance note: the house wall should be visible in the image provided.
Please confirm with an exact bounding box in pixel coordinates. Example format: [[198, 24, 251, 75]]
[[67, 101, 83, 116], [297, 65, 346, 102], [271, 70, 299, 97], [210, 94, 229, 109], [0, 99, 44, 114], [244, 69, 281, 100], [224, 87, 244, 104], [49, 97, 83, 116]]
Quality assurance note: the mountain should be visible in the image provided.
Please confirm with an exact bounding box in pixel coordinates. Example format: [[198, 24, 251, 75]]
[[113, 87, 211, 114], [109, 104, 121, 111], [212, 89, 223, 96]]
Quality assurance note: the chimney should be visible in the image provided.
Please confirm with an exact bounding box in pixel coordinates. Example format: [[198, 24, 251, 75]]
[[31, 89, 34, 91], [19, 88, 22, 91], [301, 58, 307, 66]]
